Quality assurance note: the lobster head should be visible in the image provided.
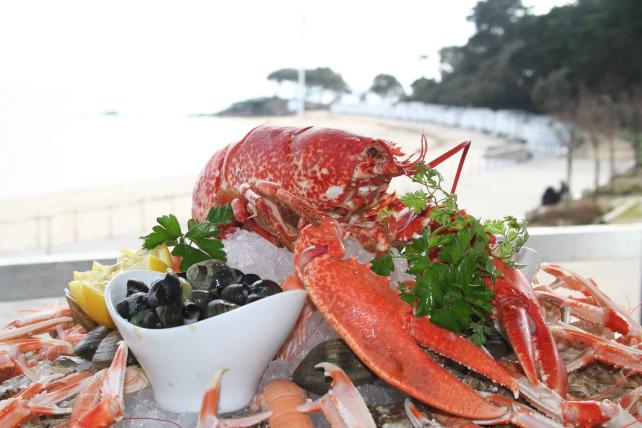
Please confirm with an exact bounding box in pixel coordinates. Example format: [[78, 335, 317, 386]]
[[287, 126, 426, 220]]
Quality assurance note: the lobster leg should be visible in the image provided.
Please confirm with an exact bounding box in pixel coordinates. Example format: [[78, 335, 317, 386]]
[[493, 260, 568, 397]]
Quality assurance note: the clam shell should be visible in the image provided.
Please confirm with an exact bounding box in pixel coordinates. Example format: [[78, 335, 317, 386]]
[[293, 339, 376, 395], [74, 326, 112, 360]]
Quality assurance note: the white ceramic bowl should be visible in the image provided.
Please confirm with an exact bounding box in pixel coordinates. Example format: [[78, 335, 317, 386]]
[[105, 270, 306, 413]]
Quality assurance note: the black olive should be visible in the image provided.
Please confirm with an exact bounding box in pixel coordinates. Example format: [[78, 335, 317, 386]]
[[220, 283, 248, 305], [191, 289, 212, 313], [206, 299, 239, 317], [245, 293, 263, 304], [232, 269, 244, 284], [127, 279, 149, 296], [116, 292, 150, 320], [182, 302, 200, 325], [186, 260, 237, 291], [249, 279, 282, 296], [156, 301, 184, 328], [242, 273, 261, 287], [141, 311, 163, 329], [148, 273, 182, 307]]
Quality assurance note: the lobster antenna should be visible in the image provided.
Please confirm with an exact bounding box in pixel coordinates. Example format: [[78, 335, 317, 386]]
[[427, 140, 471, 194]]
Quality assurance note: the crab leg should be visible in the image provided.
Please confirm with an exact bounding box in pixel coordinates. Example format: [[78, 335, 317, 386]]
[[493, 260, 568, 397], [536, 291, 612, 327], [0, 317, 73, 342], [475, 393, 564, 428], [67, 340, 128, 427], [198, 368, 272, 428], [542, 264, 641, 341], [550, 322, 642, 372], [297, 362, 376, 428]]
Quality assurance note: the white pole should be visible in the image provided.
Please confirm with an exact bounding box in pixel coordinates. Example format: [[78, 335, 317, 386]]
[[297, 6, 306, 123]]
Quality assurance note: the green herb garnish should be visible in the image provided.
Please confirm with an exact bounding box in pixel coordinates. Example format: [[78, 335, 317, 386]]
[[371, 163, 527, 345], [141, 205, 234, 271]]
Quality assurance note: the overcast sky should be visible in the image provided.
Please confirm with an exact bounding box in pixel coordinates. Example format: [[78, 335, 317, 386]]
[[0, 0, 572, 115]]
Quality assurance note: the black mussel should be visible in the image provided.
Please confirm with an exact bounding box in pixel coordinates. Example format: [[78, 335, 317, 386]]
[[484, 328, 512, 359], [191, 289, 212, 313], [156, 301, 184, 328], [206, 299, 239, 317], [249, 279, 282, 297], [142, 311, 163, 329], [220, 283, 248, 305], [116, 292, 150, 320], [127, 279, 149, 296], [245, 293, 263, 304], [242, 273, 260, 287], [186, 260, 237, 292], [293, 339, 376, 395], [148, 273, 182, 307], [129, 310, 148, 327], [182, 302, 200, 324], [232, 269, 244, 284], [74, 326, 112, 360]]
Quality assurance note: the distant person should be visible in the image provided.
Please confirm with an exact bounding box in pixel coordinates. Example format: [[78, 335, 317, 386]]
[[541, 181, 568, 206]]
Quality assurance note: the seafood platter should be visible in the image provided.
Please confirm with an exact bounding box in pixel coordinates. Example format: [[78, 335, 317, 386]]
[[2, 125, 642, 427]]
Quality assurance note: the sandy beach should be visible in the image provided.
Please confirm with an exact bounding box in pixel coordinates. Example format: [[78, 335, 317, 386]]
[[0, 111, 634, 255]]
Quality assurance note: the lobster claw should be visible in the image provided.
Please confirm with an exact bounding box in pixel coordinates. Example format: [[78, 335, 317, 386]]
[[294, 216, 517, 420], [492, 260, 568, 397]]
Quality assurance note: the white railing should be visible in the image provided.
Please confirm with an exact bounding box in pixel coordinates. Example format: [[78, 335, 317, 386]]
[[0, 192, 192, 254], [332, 101, 571, 159]]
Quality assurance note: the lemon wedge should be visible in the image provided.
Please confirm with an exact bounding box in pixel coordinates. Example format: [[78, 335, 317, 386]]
[[67, 244, 172, 327], [68, 279, 115, 328]]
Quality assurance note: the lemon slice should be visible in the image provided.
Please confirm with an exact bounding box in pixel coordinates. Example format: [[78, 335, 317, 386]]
[[68, 279, 115, 328], [128, 254, 169, 272], [147, 243, 173, 267]]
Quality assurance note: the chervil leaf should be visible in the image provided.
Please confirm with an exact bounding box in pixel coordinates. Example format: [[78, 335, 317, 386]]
[[400, 190, 428, 214], [172, 244, 211, 271], [382, 162, 531, 345], [371, 253, 394, 276], [157, 215, 182, 239], [192, 237, 227, 262], [207, 205, 234, 225], [140, 204, 234, 270]]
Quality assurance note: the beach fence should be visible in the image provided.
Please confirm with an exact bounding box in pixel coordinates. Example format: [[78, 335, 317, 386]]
[[332, 102, 571, 160], [0, 192, 192, 255]]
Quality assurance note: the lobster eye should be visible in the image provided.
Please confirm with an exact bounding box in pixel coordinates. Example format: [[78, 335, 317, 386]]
[[366, 147, 378, 157]]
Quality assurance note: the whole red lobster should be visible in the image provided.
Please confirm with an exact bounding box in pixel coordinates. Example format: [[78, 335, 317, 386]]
[[192, 125, 572, 420]]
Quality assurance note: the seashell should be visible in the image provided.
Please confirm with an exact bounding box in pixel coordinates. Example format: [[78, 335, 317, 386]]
[[65, 289, 98, 331], [74, 326, 112, 360], [92, 330, 137, 368], [293, 339, 376, 396]]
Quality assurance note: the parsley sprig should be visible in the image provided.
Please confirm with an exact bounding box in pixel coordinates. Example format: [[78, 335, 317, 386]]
[[141, 205, 234, 271], [371, 163, 527, 345]]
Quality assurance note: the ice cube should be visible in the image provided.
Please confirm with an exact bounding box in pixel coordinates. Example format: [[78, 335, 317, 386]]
[[223, 229, 294, 285]]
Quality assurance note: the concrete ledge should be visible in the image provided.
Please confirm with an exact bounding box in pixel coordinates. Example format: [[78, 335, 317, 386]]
[[0, 224, 640, 301], [527, 224, 642, 261], [0, 255, 116, 301]]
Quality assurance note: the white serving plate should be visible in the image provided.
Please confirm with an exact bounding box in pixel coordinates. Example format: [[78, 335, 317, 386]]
[[105, 270, 306, 413]]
